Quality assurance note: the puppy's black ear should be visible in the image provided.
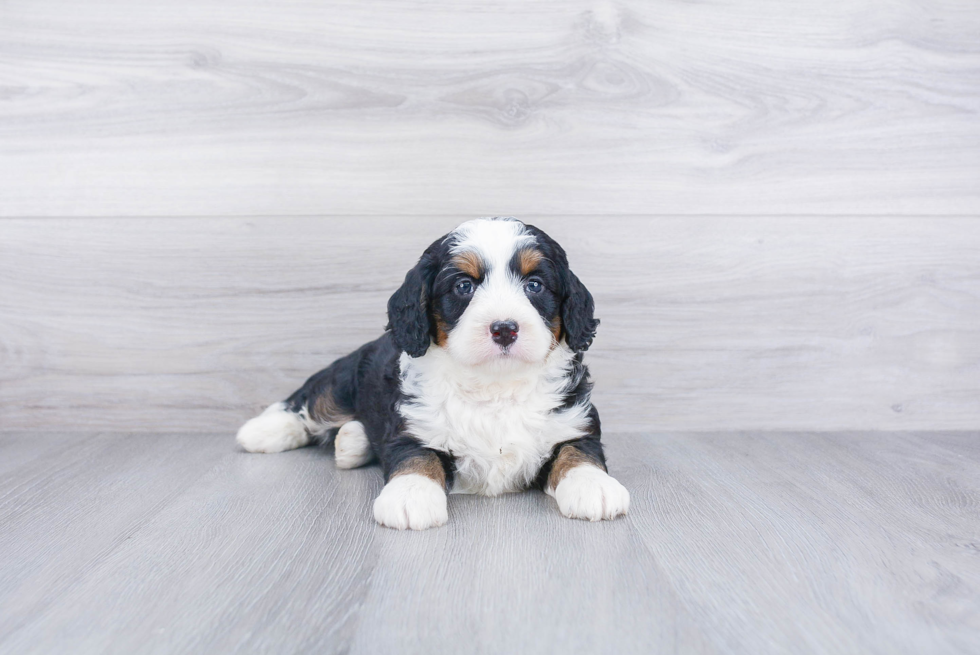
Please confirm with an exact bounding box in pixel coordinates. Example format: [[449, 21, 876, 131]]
[[387, 256, 436, 357], [561, 268, 600, 352]]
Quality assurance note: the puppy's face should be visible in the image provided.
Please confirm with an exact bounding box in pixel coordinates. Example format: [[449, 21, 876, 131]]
[[387, 218, 598, 368], [433, 220, 559, 367]]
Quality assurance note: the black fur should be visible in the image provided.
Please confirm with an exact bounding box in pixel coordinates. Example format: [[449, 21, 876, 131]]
[[431, 253, 481, 333], [521, 223, 600, 352], [284, 331, 456, 487], [382, 433, 456, 490], [507, 246, 562, 337], [386, 255, 437, 358], [276, 219, 602, 490], [534, 353, 605, 489]]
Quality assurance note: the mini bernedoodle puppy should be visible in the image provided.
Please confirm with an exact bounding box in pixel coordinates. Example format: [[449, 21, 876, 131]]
[[236, 217, 630, 530]]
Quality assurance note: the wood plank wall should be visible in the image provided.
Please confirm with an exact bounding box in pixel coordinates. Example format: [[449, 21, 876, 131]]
[[1, 1, 978, 432]]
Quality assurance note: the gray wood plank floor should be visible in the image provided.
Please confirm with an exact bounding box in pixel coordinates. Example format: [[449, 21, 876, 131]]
[[1, 430, 978, 654]]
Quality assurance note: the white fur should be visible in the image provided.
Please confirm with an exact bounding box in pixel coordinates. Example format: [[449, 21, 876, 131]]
[[373, 473, 449, 530], [548, 465, 630, 521], [239, 217, 620, 528], [397, 219, 594, 496], [334, 420, 373, 469], [447, 218, 553, 367], [236, 402, 311, 453], [398, 344, 592, 495], [450, 218, 533, 265]]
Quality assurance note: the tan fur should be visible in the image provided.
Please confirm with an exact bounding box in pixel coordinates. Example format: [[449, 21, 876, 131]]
[[391, 453, 447, 488], [311, 388, 353, 425], [550, 316, 562, 342], [517, 247, 543, 276], [434, 315, 450, 347], [452, 251, 484, 279], [547, 444, 605, 492]]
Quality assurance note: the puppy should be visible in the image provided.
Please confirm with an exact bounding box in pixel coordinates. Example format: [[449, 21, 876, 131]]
[[236, 217, 629, 530]]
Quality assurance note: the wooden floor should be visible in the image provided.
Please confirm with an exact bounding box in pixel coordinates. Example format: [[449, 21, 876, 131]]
[[2, 0, 979, 652], [1, 430, 978, 654]]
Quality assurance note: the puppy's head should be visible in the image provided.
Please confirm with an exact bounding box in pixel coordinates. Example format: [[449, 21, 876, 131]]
[[387, 217, 598, 367]]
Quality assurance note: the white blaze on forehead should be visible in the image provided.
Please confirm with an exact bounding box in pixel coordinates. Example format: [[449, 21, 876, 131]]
[[449, 217, 534, 273]]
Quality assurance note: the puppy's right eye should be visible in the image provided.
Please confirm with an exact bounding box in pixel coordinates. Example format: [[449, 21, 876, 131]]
[[454, 279, 474, 295]]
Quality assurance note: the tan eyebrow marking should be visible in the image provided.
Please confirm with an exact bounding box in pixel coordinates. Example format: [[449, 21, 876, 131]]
[[517, 247, 543, 276], [452, 251, 484, 279]]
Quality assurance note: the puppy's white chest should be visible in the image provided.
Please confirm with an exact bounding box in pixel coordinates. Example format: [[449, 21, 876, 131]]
[[397, 350, 591, 496], [434, 397, 553, 495]]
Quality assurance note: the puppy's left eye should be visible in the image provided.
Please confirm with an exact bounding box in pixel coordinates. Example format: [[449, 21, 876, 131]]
[[525, 279, 543, 294], [455, 279, 474, 295]]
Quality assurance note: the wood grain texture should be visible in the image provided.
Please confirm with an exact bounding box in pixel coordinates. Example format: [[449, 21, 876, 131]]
[[0, 433, 383, 653], [626, 431, 980, 654], [1, 1, 978, 216], [0, 430, 977, 654], [0, 434, 233, 641], [1, 216, 978, 433]]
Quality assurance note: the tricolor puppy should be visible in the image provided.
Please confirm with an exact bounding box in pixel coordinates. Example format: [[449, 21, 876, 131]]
[[236, 217, 629, 530]]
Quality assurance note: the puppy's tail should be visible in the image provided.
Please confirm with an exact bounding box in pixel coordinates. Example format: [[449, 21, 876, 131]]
[[236, 361, 355, 454]]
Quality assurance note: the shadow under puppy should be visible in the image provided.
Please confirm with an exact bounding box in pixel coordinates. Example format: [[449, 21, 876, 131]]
[[237, 217, 630, 530]]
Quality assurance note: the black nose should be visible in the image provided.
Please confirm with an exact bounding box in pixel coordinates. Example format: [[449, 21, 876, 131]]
[[490, 320, 519, 347]]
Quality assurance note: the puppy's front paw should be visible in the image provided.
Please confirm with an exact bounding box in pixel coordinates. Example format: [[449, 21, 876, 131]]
[[552, 466, 630, 521], [373, 473, 448, 530]]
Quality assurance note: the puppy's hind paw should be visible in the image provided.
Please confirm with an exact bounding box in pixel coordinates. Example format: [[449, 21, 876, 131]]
[[334, 421, 373, 469], [236, 403, 310, 453]]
